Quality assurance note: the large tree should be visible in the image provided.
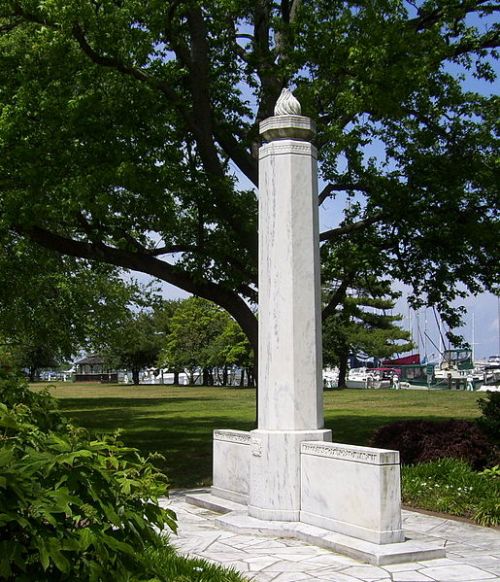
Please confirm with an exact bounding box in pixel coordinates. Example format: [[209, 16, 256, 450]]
[[103, 310, 164, 384], [0, 1, 498, 357], [160, 296, 234, 384]]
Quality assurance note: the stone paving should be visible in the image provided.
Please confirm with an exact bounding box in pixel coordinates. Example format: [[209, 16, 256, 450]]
[[160, 491, 500, 582]]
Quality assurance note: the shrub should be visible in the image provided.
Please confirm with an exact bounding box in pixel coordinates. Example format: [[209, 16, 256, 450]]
[[402, 458, 500, 527], [369, 419, 495, 469], [0, 373, 177, 581], [476, 391, 500, 444]]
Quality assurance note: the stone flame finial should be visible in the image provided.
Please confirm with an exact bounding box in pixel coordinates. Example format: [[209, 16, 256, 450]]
[[274, 88, 301, 116]]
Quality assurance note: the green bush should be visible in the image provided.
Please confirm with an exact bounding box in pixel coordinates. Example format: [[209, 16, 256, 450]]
[[477, 391, 500, 444], [0, 372, 177, 581], [370, 418, 495, 469], [402, 458, 500, 527]]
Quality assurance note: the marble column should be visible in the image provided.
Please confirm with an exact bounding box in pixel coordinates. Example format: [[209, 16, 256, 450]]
[[248, 90, 331, 522]]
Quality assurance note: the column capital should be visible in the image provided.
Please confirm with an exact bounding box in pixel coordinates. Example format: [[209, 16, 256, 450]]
[[260, 115, 316, 143]]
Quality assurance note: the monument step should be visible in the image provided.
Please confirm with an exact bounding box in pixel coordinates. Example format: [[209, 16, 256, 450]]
[[184, 491, 246, 514], [186, 492, 446, 566]]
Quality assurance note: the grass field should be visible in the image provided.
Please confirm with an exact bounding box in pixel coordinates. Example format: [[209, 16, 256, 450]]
[[32, 383, 483, 488]]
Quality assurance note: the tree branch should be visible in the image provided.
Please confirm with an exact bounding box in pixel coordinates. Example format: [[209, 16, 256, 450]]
[[148, 245, 195, 256], [447, 31, 500, 58], [71, 24, 182, 104], [253, 1, 283, 125], [318, 182, 373, 205], [16, 224, 259, 350], [322, 278, 351, 321], [408, 0, 492, 31], [320, 213, 385, 242]]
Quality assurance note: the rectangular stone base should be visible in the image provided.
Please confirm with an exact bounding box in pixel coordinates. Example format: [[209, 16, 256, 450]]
[[300, 442, 404, 543], [186, 492, 446, 566]]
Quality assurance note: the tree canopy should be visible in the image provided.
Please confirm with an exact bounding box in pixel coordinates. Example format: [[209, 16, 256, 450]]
[[0, 0, 498, 354], [102, 310, 165, 385], [159, 296, 254, 384], [0, 234, 144, 377]]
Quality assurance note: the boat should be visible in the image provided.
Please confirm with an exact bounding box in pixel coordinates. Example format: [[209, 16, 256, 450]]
[[346, 367, 393, 389], [476, 356, 500, 391], [382, 349, 483, 390]]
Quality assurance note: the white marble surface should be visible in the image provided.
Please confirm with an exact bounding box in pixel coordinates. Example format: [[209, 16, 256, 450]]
[[212, 429, 251, 504], [258, 119, 322, 431], [260, 115, 316, 141], [248, 429, 331, 522], [211, 110, 406, 550], [300, 442, 403, 544]]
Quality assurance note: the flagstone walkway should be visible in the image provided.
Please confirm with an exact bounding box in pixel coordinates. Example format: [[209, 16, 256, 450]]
[[160, 491, 500, 582]]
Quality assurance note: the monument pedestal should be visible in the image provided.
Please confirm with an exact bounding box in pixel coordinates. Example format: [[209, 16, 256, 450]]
[[248, 429, 331, 522]]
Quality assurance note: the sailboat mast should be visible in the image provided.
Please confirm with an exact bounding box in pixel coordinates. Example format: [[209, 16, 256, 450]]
[[498, 295, 500, 357], [472, 312, 475, 363]]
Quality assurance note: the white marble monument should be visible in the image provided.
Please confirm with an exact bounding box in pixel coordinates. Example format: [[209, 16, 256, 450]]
[[186, 89, 444, 564], [248, 89, 332, 523]]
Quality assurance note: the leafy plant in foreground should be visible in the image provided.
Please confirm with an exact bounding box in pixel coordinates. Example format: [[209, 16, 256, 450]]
[[0, 372, 177, 581], [140, 543, 246, 582]]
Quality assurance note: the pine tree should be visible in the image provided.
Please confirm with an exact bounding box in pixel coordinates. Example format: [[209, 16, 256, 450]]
[[323, 278, 413, 388]]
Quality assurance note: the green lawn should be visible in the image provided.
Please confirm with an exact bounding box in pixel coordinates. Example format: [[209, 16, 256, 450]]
[[32, 383, 483, 488]]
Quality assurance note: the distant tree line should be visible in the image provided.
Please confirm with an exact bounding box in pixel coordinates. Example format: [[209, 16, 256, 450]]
[[0, 241, 413, 387], [103, 297, 255, 387]]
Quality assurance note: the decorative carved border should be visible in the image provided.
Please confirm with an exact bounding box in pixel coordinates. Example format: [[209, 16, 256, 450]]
[[213, 430, 251, 445], [301, 442, 398, 465], [251, 437, 263, 457], [260, 142, 317, 158]]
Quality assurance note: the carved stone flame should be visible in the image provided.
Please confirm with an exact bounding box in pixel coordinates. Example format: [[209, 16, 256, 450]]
[[274, 88, 301, 116]]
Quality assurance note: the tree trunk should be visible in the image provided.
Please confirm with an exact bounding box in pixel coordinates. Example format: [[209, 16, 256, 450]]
[[132, 368, 140, 385], [338, 350, 349, 388], [29, 366, 37, 382], [173, 370, 179, 385], [247, 366, 257, 387], [222, 365, 228, 386], [203, 367, 213, 385]]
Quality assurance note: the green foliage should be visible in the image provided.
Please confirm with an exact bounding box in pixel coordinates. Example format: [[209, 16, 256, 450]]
[[162, 298, 229, 371], [102, 310, 165, 385], [139, 543, 246, 582], [0, 236, 147, 378], [479, 465, 500, 479], [215, 319, 253, 369], [160, 297, 253, 383], [0, 373, 177, 581], [402, 458, 500, 527], [0, 1, 497, 353], [476, 391, 500, 444], [323, 275, 413, 384]]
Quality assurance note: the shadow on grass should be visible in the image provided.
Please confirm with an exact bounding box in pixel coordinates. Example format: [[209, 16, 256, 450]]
[[64, 402, 254, 489], [61, 396, 220, 410], [62, 395, 466, 489]]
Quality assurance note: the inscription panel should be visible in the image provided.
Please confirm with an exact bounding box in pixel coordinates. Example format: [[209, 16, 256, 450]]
[[301, 442, 398, 465], [213, 430, 251, 445]]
